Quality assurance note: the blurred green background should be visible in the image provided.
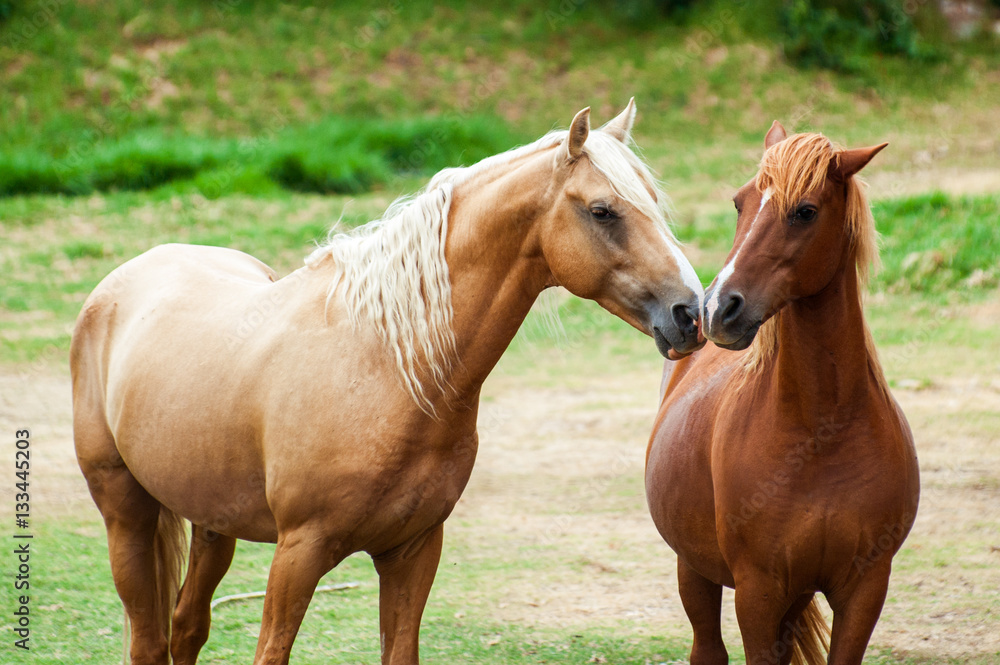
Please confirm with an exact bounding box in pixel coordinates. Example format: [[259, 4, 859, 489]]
[[2, 3, 1000, 664]]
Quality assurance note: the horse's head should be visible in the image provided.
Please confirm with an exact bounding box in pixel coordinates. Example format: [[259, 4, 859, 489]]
[[703, 121, 886, 350], [537, 101, 704, 358]]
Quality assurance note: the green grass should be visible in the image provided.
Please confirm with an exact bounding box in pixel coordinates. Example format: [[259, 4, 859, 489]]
[[873, 192, 1000, 292], [2, 515, 983, 664]]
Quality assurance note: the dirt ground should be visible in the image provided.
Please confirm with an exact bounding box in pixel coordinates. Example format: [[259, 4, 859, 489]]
[[2, 342, 998, 661]]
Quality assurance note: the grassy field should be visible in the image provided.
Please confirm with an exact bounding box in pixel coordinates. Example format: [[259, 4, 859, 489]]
[[1, 1, 998, 663]]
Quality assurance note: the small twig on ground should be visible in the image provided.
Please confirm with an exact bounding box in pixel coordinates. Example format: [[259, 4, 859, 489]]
[[210, 582, 360, 610]]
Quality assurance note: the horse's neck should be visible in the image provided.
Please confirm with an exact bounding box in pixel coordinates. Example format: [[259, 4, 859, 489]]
[[443, 158, 554, 401], [771, 259, 878, 425]]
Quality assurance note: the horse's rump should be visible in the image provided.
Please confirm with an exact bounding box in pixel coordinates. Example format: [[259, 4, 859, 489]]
[[71, 244, 299, 541]]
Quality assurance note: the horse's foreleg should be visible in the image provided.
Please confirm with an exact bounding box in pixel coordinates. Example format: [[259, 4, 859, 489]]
[[676, 559, 728, 665], [776, 593, 820, 665], [171, 525, 237, 665], [826, 566, 890, 665], [734, 576, 799, 665], [253, 529, 347, 665], [372, 524, 445, 665]]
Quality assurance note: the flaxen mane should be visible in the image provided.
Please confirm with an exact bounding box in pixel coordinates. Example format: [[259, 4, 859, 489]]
[[306, 127, 674, 415], [742, 133, 889, 396]]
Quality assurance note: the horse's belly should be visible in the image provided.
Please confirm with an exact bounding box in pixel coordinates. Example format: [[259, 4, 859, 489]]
[[646, 443, 732, 586], [114, 420, 279, 542]]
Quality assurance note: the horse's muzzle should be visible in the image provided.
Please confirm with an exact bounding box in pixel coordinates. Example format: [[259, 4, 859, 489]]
[[650, 294, 704, 359], [703, 285, 761, 350]]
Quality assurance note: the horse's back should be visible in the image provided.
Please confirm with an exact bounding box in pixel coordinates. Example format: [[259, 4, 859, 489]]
[[77, 242, 273, 322]]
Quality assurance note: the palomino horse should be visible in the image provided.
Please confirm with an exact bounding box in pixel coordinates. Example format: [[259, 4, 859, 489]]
[[646, 123, 919, 665], [72, 101, 704, 665]]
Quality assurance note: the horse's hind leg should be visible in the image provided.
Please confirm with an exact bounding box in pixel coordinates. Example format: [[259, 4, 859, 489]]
[[75, 399, 179, 665], [676, 559, 728, 665], [372, 524, 444, 665], [81, 459, 174, 664], [171, 525, 237, 665], [775, 593, 821, 665]]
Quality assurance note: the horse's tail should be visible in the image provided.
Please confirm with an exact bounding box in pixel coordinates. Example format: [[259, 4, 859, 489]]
[[122, 507, 187, 664], [790, 597, 831, 665]]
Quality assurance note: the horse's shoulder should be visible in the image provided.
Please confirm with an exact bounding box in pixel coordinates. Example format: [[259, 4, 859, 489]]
[[653, 345, 744, 444]]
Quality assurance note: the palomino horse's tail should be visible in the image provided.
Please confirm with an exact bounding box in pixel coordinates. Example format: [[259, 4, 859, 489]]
[[121, 507, 187, 664], [790, 597, 831, 665]]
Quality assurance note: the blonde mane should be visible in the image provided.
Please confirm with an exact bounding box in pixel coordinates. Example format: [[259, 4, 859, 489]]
[[742, 133, 888, 396], [306, 126, 673, 415]]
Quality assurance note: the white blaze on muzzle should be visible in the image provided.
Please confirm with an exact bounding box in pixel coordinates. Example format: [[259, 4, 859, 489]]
[[705, 187, 773, 335]]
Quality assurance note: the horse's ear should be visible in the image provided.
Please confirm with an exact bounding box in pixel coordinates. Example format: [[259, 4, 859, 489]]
[[561, 107, 591, 162], [600, 98, 636, 143], [832, 143, 889, 180], [764, 120, 787, 149]]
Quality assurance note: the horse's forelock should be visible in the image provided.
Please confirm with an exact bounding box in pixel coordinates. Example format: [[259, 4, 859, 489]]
[[755, 132, 834, 218]]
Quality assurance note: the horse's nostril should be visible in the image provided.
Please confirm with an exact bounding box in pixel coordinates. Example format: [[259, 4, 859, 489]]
[[721, 292, 745, 325], [671, 302, 698, 335]]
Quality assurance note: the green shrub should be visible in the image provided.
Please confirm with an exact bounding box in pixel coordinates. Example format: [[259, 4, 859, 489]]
[[0, 153, 80, 196], [603, 0, 697, 23], [0, 115, 528, 198], [780, 0, 940, 71], [266, 115, 525, 195], [268, 145, 391, 195], [88, 134, 230, 191], [194, 165, 279, 199]]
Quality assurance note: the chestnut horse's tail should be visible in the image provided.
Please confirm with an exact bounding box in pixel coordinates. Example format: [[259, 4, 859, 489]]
[[121, 507, 187, 664], [790, 598, 831, 665]]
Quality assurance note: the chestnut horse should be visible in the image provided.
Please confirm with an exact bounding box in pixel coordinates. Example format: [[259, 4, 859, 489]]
[[646, 123, 919, 665], [72, 101, 704, 665]]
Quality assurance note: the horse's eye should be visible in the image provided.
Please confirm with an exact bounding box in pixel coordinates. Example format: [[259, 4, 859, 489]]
[[793, 205, 818, 224], [734, 200, 742, 215], [590, 205, 616, 223]]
